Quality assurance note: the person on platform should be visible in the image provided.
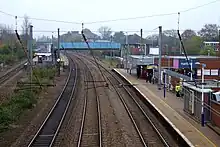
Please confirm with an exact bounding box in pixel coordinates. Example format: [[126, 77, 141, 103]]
[[149, 72, 153, 83], [137, 67, 140, 79], [146, 72, 149, 83], [175, 82, 181, 97]]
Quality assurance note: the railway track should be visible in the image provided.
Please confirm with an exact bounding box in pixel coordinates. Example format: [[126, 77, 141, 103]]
[[27, 57, 77, 147], [74, 55, 102, 147], [80, 54, 178, 147], [0, 60, 26, 85], [71, 54, 128, 147]]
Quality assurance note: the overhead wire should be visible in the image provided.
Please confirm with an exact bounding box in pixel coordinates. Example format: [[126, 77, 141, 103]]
[[177, 30, 197, 87], [0, 0, 219, 24], [79, 0, 220, 24], [81, 24, 108, 85], [0, 10, 80, 24], [14, 29, 42, 88], [0, 29, 203, 34]]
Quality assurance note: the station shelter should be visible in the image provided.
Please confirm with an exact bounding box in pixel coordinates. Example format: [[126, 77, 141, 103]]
[[124, 55, 155, 78], [137, 64, 157, 79], [183, 80, 220, 125]]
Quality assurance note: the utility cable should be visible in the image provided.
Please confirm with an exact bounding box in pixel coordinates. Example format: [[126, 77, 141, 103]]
[[15, 29, 42, 88], [177, 30, 197, 87], [0, 10, 80, 24], [0, 28, 206, 34], [84, 0, 220, 24], [81, 26, 107, 85], [0, 0, 219, 24]]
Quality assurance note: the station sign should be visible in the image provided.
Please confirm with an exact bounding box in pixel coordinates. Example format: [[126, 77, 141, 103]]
[[173, 58, 198, 69]]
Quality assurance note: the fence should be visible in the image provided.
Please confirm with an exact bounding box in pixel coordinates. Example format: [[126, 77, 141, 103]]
[[183, 86, 220, 125]]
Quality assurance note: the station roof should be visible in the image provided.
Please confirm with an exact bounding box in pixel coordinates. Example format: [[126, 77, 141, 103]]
[[35, 53, 51, 56], [154, 55, 219, 59], [129, 55, 153, 59], [128, 55, 219, 59], [183, 79, 220, 93]]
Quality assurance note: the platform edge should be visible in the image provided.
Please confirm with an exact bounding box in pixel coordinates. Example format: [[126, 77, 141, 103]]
[[113, 68, 195, 147]]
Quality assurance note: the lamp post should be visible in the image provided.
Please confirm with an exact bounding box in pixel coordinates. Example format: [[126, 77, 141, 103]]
[[195, 62, 206, 127], [57, 58, 61, 76], [190, 60, 193, 81]]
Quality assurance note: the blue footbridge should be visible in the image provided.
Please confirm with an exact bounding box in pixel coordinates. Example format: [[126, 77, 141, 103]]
[[60, 42, 121, 50]]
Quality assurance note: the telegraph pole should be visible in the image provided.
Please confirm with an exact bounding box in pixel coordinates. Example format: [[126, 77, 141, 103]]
[[218, 29, 220, 57], [125, 33, 129, 73], [140, 29, 143, 55], [51, 33, 54, 65], [158, 26, 162, 89], [29, 25, 33, 92], [110, 35, 113, 65], [57, 28, 60, 76], [178, 12, 181, 55]]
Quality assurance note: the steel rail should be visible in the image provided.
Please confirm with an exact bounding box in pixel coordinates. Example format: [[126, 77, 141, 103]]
[[74, 55, 102, 147], [27, 57, 77, 147], [82, 54, 170, 147]]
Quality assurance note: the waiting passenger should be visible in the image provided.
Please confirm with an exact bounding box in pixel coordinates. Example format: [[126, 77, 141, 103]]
[[175, 83, 181, 97], [148, 72, 152, 83], [146, 72, 149, 83]]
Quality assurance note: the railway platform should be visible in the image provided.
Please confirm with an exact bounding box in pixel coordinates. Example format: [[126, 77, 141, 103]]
[[113, 68, 219, 147]]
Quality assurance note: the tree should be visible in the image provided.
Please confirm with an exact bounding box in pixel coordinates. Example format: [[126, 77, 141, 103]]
[[113, 31, 125, 44], [181, 29, 196, 40], [98, 26, 112, 40], [146, 34, 159, 47], [163, 29, 178, 38], [184, 36, 203, 55], [21, 15, 31, 35], [200, 46, 216, 56], [21, 15, 31, 47], [0, 24, 16, 46], [198, 24, 219, 41]]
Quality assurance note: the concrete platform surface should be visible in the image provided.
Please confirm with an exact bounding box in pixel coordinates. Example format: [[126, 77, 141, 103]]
[[114, 68, 219, 147]]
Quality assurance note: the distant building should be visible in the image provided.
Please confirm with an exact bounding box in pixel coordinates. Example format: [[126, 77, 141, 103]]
[[35, 42, 52, 53], [203, 41, 219, 51], [149, 48, 159, 55]]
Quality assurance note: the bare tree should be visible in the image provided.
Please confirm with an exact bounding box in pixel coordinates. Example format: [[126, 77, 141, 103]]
[[21, 15, 31, 47], [0, 24, 15, 46], [98, 26, 112, 40], [21, 15, 31, 35]]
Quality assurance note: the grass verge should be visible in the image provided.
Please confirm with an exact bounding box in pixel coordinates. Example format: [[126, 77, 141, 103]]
[[0, 67, 56, 132]]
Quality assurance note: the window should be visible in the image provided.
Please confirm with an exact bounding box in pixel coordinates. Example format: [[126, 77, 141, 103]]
[[197, 69, 201, 76], [204, 69, 210, 75], [211, 69, 219, 76]]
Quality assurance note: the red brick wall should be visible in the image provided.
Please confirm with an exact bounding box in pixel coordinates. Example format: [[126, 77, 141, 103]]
[[211, 101, 220, 127], [197, 58, 220, 80], [154, 58, 173, 67], [154, 57, 220, 69], [196, 75, 220, 80], [199, 58, 220, 69], [211, 88, 220, 91]]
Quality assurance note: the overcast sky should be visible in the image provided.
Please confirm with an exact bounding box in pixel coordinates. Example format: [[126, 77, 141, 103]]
[[0, 0, 220, 37]]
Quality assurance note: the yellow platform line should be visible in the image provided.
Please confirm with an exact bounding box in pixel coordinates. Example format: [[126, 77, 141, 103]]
[[114, 69, 217, 147]]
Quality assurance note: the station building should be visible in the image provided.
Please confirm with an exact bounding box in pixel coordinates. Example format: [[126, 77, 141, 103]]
[[122, 54, 220, 129]]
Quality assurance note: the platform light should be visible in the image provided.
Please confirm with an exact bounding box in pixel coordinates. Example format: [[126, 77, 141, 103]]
[[195, 62, 206, 127]]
